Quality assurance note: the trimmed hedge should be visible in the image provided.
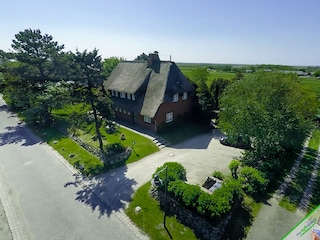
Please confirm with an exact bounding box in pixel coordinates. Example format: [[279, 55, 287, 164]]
[[239, 166, 268, 195], [167, 179, 242, 221], [153, 162, 186, 187], [212, 170, 225, 180]]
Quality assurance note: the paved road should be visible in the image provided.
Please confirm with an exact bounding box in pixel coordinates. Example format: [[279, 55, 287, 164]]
[[0, 97, 243, 240], [0, 198, 11, 240], [0, 98, 146, 240], [245, 197, 304, 240]]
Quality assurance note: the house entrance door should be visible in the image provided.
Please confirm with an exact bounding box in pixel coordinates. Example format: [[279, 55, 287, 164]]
[[132, 113, 137, 123]]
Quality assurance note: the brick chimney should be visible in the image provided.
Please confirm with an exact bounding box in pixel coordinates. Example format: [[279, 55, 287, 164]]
[[147, 52, 160, 68]]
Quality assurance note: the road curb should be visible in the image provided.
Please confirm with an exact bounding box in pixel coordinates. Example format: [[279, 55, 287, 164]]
[[0, 168, 28, 240]]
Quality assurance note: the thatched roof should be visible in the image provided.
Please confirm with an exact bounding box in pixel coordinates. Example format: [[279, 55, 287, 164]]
[[104, 60, 194, 118]]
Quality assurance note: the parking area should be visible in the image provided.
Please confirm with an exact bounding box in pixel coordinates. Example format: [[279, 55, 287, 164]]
[[124, 130, 243, 190]]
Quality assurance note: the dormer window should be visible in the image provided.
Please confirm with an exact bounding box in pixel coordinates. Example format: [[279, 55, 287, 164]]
[[173, 93, 179, 102], [182, 92, 188, 100]]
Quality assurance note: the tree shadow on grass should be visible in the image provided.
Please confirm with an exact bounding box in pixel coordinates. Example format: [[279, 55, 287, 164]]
[[0, 124, 41, 146], [221, 202, 253, 240], [64, 165, 137, 217]]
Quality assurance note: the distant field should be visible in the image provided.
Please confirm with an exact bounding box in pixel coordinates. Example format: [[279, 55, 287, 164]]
[[299, 77, 320, 94], [178, 63, 320, 94], [178, 63, 250, 85]]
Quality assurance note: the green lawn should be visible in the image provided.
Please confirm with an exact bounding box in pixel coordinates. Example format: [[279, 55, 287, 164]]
[[126, 182, 197, 240], [52, 104, 159, 165], [76, 126, 159, 164], [299, 77, 320, 95], [127, 180, 262, 240]]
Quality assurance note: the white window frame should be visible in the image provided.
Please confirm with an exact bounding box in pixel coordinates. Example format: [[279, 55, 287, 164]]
[[123, 109, 127, 114], [120, 92, 126, 98], [115, 106, 118, 111], [182, 92, 188, 100], [115, 91, 119, 97], [111, 90, 115, 96], [166, 112, 173, 123], [119, 108, 122, 113], [127, 93, 131, 100], [132, 94, 136, 101], [173, 93, 179, 102], [144, 115, 151, 123]]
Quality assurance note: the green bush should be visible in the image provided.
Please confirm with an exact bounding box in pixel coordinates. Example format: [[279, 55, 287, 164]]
[[168, 180, 202, 208], [239, 166, 268, 195], [167, 179, 242, 221], [182, 184, 202, 208], [208, 179, 241, 219], [153, 162, 187, 186], [105, 142, 126, 156], [228, 159, 240, 179], [196, 191, 213, 215], [168, 180, 187, 200], [212, 170, 225, 180]]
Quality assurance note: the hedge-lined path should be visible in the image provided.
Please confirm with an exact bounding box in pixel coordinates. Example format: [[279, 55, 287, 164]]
[[297, 144, 320, 212], [275, 138, 310, 199], [246, 139, 320, 240]]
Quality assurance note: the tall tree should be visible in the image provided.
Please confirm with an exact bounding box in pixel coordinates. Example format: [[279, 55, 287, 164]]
[[73, 49, 113, 155], [219, 72, 318, 175], [209, 78, 230, 111], [1, 29, 65, 111], [11, 28, 64, 82], [102, 57, 123, 78]]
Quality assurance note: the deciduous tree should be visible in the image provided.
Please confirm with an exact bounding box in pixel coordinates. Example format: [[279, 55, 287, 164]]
[[219, 72, 318, 175]]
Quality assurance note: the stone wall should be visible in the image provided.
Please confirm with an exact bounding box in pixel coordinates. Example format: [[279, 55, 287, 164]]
[[150, 187, 241, 240]]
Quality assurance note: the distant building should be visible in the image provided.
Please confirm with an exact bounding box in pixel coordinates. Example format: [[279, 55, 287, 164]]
[[104, 53, 196, 132]]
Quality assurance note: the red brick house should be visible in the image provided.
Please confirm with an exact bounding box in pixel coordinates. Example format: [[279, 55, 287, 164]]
[[103, 53, 196, 132]]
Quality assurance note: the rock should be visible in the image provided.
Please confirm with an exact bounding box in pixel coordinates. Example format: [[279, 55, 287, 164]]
[[53, 140, 58, 144], [135, 206, 142, 212], [69, 154, 75, 158]]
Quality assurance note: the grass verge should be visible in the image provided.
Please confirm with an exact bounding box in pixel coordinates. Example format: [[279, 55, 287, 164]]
[[279, 128, 320, 212], [126, 182, 197, 240], [34, 127, 105, 175], [222, 194, 262, 239]]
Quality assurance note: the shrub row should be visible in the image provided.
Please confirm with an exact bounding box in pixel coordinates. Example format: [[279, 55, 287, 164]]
[[152, 162, 187, 187], [167, 179, 242, 221], [239, 166, 268, 195]]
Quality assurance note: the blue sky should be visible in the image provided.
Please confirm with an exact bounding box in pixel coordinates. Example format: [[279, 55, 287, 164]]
[[1, 0, 319, 65]]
